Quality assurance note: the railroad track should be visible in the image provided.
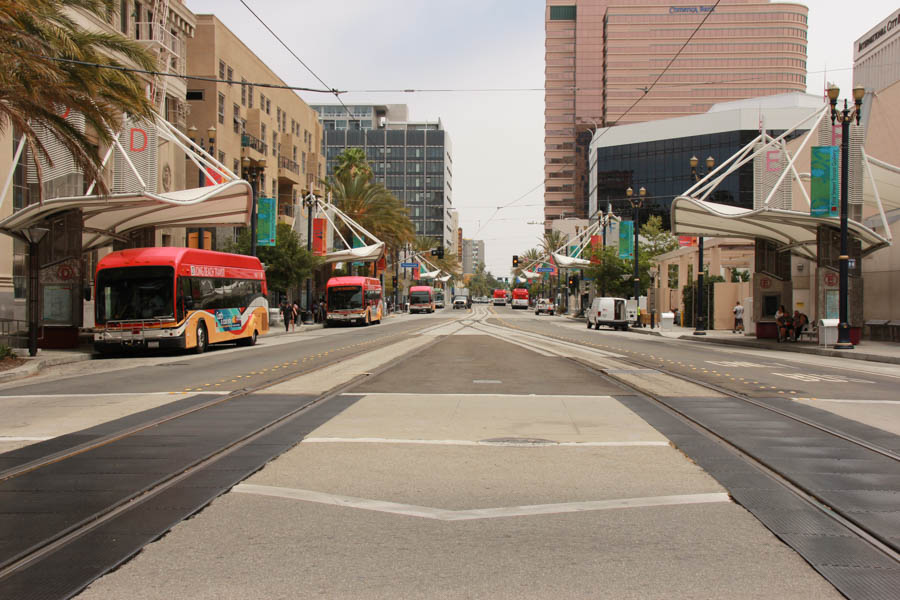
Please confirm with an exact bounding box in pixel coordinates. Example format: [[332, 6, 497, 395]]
[[478, 313, 900, 598], [0, 318, 450, 598]]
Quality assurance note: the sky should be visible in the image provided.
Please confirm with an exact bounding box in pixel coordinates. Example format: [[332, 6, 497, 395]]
[[186, 0, 897, 279]]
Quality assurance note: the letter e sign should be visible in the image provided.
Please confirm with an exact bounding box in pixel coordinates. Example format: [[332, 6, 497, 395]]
[[766, 150, 780, 172]]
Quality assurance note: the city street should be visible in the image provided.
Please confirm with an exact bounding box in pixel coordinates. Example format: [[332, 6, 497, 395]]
[[1, 306, 896, 598]]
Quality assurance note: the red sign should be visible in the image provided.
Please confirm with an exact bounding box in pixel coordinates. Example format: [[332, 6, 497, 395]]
[[679, 236, 696, 247], [312, 218, 326, 256], [590, 235, 601, 264], [759, 277, 771, 289], [413, 265, 420, 280], [376, 256, 386, 272], [203, 167, 224, 186], [824, 272, 838, 287]]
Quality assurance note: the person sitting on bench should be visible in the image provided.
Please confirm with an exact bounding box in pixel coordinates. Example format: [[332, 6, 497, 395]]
[[776, 305, 793, 342], [792, 310, 809, 341]]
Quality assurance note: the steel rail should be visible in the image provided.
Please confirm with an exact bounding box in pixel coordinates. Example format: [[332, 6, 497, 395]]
[[0, 318, 451, 580], [481, 314, 900, 564]]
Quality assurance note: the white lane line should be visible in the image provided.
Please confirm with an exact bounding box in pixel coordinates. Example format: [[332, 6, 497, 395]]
[[340, 392, 619, 399], [793, 397, 900, 404], [0, 392, 222, 399], [0, 436, 52, 442], [302, 437, 670, 447], [232, 484, 730, 520]]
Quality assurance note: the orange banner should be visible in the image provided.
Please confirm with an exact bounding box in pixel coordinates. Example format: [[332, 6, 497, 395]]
[[312, 218, 327, 256], [590, 235, 602, 264]]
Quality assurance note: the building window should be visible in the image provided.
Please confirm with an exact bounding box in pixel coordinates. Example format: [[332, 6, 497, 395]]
[[272, 132, 277, 156], [241, 78, 247, 106], [120, 0, 128, 34], [248, 85, 253, 108], [218, 60, 225, 81], [217, 92, 225, 124], [233, 104, 240, 133], [266, 98, 271, 114], [186, 90, 203, 101], [218, 150, 225, 164], [226, 66, 233, 85], [276, 107, 281, 128]]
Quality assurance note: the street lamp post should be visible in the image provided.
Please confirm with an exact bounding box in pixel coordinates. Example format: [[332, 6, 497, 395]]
[[690, 155, 715, 335], [302, 192, 318, 322], [648, 266, 658, 329], [827, 84, 865, 350], [241, 156, 267, 257], [626, 186, 646, 304]]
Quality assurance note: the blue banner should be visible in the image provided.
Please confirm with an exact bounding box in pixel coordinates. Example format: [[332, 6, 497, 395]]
[[619, 221, 634, 260], [810, 146, 839, 218], [256, 197, 277, 247]]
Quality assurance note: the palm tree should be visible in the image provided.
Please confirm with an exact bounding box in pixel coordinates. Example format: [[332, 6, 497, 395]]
[[540, 230, 569, 256], [0, 0, 158, 200], [332, 148, 373, 182]]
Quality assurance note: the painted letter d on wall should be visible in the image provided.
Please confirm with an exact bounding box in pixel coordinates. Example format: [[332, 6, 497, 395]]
[[130, 128, 148, 152]]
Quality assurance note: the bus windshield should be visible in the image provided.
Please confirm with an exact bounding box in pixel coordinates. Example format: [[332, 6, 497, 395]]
[[410, 291, 431, 303], [96, 266, 174, 324], [328, 285, 363, 310]]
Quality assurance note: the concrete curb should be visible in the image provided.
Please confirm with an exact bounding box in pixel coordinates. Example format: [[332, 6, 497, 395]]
[[0, 352, 93, 384], [672, 333, 900, 365]]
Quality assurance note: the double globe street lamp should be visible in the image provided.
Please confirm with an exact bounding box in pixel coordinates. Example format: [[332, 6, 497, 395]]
[[241, 156, 267, 257], [826, 84, 865, 350], [626, 186, 646, 305], [689, 155, 715, 335]]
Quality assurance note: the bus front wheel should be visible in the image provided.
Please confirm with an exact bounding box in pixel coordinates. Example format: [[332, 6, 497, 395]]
[[193, 322, 208, 354]]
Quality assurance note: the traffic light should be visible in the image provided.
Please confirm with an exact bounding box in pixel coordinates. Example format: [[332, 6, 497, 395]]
[[392, 275, 398, 287], [567, 275, 576, 288], [431, 247, 444, 259], [512, 255, 519, 267]]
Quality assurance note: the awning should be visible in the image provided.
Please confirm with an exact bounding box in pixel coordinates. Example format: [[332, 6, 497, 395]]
[[418, 268, 441, 280], [671, 196, 890, 259], [863, 153, 900, 212], [322, 241, 385, 265], [0, 180, 252, 251], [551, 252, 591, 268]]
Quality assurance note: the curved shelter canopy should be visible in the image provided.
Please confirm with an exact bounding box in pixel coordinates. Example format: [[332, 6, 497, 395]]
[[0, 180, 253, 251], [671, 196, 890, 260]]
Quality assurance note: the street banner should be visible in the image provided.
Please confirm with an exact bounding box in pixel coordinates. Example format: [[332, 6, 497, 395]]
[[811, 146, 839, 218], [569, 244, 580, 258], [203, 167, 224, 186], [679, 236, 696, 247], [312, 218, 327, 256], [376, 256, 386, 272], [619, 221, 634, 260], [590, 235, 601, 264], [256, 197, 276, 247], [413, 264, 420, 280]]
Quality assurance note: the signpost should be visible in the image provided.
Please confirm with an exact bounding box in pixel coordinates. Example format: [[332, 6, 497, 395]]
[[401, 262, 418, 268], [537, 267, 554, 273]]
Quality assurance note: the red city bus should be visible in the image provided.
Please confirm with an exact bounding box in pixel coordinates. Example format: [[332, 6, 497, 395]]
[[408, 285, 436, 313], [93, 247, 268, 354], [492, 289, 507, 306], [325, 276, 383, 326], [511, 288, 529, 309]]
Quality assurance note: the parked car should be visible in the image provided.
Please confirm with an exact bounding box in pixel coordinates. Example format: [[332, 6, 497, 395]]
[[534, 299, 554, 315], [453, 296, 468, 309]]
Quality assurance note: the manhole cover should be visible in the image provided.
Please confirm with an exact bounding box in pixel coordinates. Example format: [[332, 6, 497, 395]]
[[479, 437, 557, 446]]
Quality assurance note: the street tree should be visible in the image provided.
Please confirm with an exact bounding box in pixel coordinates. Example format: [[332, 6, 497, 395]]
[[0, 0, 157, 200], [224, 223, 322, 298], [332, 147, 372, 182]]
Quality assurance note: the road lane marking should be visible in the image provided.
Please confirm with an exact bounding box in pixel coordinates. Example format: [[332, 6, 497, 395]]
[[775, 373, 875, 384], [340, 393, 619, 399], [301, 437, 670, 447], [0, 436, 52, 442], [0, 392, 229, 398], [232, 484, 730, 521], [793, 398, 900, 404]]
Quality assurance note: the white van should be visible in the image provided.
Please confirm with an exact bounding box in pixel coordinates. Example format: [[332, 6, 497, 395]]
[[587, 297, 630, 331]]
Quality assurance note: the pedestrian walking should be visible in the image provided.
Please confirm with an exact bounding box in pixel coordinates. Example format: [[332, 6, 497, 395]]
[[732, 301, 744, 333], [311, 299, 319, 323], [318, 297, 326, 322], [279, 301, 292, 333], [292, 301, 300, 331]]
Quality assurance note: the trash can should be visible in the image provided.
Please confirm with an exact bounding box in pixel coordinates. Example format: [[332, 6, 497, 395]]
[[660, 312, 675, 332], [818, 318, 839, 347]]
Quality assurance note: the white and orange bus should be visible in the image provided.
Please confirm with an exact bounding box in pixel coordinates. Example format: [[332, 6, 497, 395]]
[[93, 247, 268, 354], [408, 285, 436, 313], [324, 276, 383, 326], [511, 288, 529, 309]]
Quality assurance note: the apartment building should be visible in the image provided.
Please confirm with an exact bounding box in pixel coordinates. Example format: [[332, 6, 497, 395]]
[[462, 238, 486, 276], [186, 15, 324, 249], [311, 104, 454, 250], [545, 0, 809, 227]]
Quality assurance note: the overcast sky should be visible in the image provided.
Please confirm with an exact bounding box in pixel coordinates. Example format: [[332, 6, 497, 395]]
[[186, 0, 897, 278]]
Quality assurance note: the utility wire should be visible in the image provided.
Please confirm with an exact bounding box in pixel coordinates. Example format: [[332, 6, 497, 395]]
[[239, 0, 356, 120], [42, 56, 338, 93]]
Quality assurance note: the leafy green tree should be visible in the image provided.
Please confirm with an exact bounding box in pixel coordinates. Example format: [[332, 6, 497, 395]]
[[224, 223, 322, 296], [467, 262, 505, 297], [640, 215, 679, 257], [0, 0, 157, 199], [584, 246, 631, 297]]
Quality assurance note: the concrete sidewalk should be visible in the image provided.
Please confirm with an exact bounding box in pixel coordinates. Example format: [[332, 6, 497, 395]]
[[628, 322, 900, 365]]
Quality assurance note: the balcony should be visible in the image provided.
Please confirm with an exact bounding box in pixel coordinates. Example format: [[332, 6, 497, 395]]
[[277, 202, 295, 228], [241, 133, 267, 158], [133, 22, 185, 76], [277, 156, 301, 185]]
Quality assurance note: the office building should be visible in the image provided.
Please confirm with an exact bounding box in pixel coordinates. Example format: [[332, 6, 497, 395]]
[[462, 238, 485, 276], [545, 0, 809, 226], [186, 15, 325, 249], [853, 8, 900, 94], [310, 104, 454, 249]]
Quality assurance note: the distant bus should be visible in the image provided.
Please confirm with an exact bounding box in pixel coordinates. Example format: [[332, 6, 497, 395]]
[[409, 285, 436, 313], [93, 247, 268, 354], [492, 289, 507, 306], [511, 288, 529, 309], [325, 276, 383, 326], [434, 288, 445, 309]]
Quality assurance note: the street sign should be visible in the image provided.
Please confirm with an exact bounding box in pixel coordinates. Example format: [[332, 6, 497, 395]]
[[536, 267, 554, 273], [401, 262, 418, 268]]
